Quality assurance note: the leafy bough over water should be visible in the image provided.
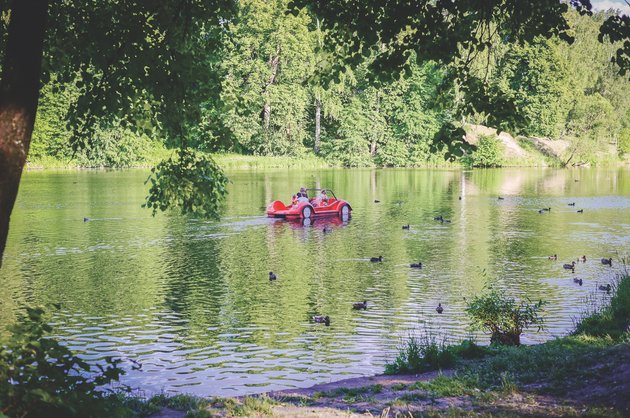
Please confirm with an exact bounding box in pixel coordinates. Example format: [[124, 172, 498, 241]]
[[0, 307, 135, 418], [144, 148, 229, 218]]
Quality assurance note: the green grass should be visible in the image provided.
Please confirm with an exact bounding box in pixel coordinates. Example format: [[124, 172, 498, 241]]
[[27, 150, 332, 170], [573, 273, 630, 340], [374, 273, 630, 414], [212, 152, 333, 170], [314, 384, 383, 400], [410, 374, 479, 397], [394, 391, 429, 403], [120, 393, 212, 417], [225, 395, 277, 416], [385, 337, 490, 375]]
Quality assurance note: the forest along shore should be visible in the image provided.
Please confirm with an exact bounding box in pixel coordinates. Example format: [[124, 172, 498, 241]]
[[26, 6, 630, 171], [141, 273, 630, 418], [24, 128, 630, 171]]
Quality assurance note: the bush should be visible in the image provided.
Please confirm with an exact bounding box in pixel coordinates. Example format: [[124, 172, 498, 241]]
[[385, 337, 487, 374], [74, 129, 157, 168], [0, 307, 130, 418], [466, 289, 546, 346], [573, 274, 630, 340], [468, 134, 504, 167]]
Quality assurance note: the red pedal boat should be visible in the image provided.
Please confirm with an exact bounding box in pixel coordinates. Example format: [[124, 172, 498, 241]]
[[267, 188, 352, 219]]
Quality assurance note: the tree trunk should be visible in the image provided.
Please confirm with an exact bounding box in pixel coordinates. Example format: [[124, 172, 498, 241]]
[[370, 92, 380, 156], [0, 0, 49, 267], [491, 331, 521, 346], [262, 103, 271, 129], [314, 97, 321, 154], [261, 47, 280, 130]]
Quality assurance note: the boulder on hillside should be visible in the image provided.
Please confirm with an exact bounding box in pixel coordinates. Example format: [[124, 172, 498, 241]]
[[464, 124, 528, 159]]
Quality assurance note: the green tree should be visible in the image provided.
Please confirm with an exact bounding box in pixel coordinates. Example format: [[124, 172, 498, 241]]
[[29, 77, 76, 160], [467, 134, 504, 168], [3, 0, 629, 264], [562, 92, 615, 166], [489, 40, 572, 137], [561, 10, 630, 152], [0, 0, 235, 264], [377, 60, 447, 166], [291, 0, 599, 157], [219, 0, 315, 156]]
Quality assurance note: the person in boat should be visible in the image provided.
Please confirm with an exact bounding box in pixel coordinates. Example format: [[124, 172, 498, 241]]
[[296, 192, 309, 203], [291, 194, 298, 206], [314, 189, 329, 207], [299, 187, 308, 199]]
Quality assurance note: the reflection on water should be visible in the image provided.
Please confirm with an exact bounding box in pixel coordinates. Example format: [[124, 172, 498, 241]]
[[1, 168, 629, 396]]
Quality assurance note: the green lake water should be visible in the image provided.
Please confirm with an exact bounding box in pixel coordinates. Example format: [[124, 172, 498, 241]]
[[1, 167, 629, 396]]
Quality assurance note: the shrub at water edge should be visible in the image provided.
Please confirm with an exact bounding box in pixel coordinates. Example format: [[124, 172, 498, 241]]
[[0, 307, 131, 418], [466, 288, 546, 346]]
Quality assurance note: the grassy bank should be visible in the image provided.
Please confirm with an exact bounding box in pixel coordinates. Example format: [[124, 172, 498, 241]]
[[25, 147, 627, 171], [212, 153, 333, 170], [118, 271, 630, 417], [124, 333, 628, 417], [26, 151, 462, 171]]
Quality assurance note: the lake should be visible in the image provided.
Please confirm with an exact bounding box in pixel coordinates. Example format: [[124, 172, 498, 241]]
[[1, 167, 629, 396]]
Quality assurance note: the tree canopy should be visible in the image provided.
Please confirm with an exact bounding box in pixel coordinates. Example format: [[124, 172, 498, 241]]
[[1, 0, 629, 265]]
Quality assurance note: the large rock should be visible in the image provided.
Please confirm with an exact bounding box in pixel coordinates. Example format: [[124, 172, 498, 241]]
[[465, 124, 528, 159]]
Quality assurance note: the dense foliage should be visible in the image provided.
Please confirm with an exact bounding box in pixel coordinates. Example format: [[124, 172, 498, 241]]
[[26, 6, 630, 170], [466, 289, 546, 346], [144, 148, 228, 218], [466, 135, 504, 168], [0, 307, 130, 417]]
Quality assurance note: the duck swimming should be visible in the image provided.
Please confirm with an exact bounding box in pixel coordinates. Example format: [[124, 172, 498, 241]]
[[269, 271, 277, 281], [433, 215, 443, 221], [402, 225, 410, 230], [601, 258, 612, 266], [548, 254, 558, 260], [563, 261, 576, 270], [577, 209, 584, 213], [436, 303, 444, 314], [352, 301, 368, 310], [370, 256, 383, 262], [598, 284, 611, 292], [573, 278, 583, 286], [410, 262, 422, 268], [568, 202, 575, 206], [312, 315, 331, 326]]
